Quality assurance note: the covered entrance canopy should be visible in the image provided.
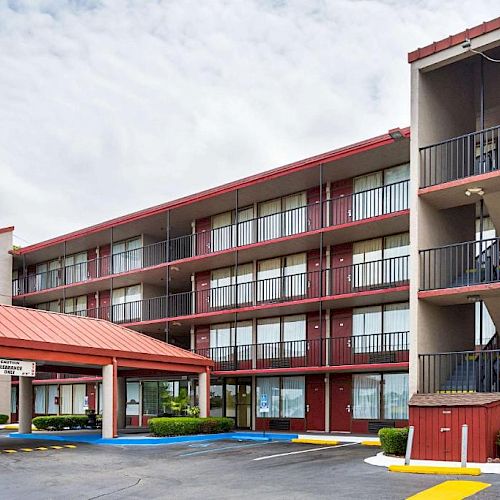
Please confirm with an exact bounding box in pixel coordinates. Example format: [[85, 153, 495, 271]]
[[0, 304, 213, 438]]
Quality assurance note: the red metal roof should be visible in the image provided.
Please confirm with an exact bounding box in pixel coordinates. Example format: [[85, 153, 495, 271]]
[[0, 304, 211, 369], [0, 226, 14, 235], [15, 127, 410, 255], [408, 17, 500, 63]]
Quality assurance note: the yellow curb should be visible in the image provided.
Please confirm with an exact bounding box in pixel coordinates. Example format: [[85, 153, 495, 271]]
[[361, 440, 381, 446], [35, 447, 48, 451], [406, 480, 490, 499], [2, 450, 17, 453], [291, 438, 339, 446], [63, 445, 77, 449], [49, 446, 64, 450], [3, 424, 37, 431], [389, 465, 481, 476], [20, 448, 33, 452]]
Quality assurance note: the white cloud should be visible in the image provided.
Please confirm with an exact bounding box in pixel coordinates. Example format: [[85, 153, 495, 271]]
[[0, 0, 498, 244]]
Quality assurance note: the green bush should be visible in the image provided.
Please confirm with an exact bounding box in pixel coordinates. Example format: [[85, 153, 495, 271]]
[[32, 415, 89, 431], [0, 414, 8, 424], [378, 427, 409, 456], [149, 417, 235, 437]]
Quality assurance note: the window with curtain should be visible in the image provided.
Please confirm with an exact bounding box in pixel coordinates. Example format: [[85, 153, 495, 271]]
[[210, 323, 233, 349], [210, 267, 234, 308], [384, 164, 410, 213], [383, 233, 410, 284], [283, 315, 306, 356], [47, 385, 58, 414], [283, 253, 307, 298], [353, 172, 383, 220], [112, 285, 141, 322], [36, 301, 60, 312], [353, 374, 381, 419], [11, 386, 17, 414], [257, 317, 280, 360], [126, 382, 140, 417], [235, 263, 253, 305], [257, 258, 281, 301], [34, 385, 47, 414], [113, 237, 142, 274], [282, 377, 305, 418], [352, 306, 382, 353], [383, 302, 410, 351], [64, 295, 87, 316], [235, 321, 253, 361], [212, 211, 233, 252], [35, 262, 50, 291], [256, 377, 280, 418], [353, 238, 383, 288], [60, 385, 73, 414], [72, 384, 86, 415], [47, 259, 61, 289], [65, 252, 88, 284], [383, 373, 409, 420], [283, 192, 307, 236], [142, 381, 159, 416], [258, 198, 282, 241], [238, 206, 255, 246]]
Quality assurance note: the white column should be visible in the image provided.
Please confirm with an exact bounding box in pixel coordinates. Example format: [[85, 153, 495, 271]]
[[199, 370, 209, 418], [102, 364, 115, 438], [18, 376, 33, 434]]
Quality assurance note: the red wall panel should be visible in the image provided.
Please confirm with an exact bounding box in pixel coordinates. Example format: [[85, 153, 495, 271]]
[[410, 403, 500, 463]]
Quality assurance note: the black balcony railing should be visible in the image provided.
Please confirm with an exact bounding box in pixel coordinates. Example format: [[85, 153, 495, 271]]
[[419, 349, 500, 393], [420, 237, 500, 291], [169, 180, 409, 260], [420, 125, 500, 188], [70, 256, 409, 323], [194, 331, 409, 371], [13, 180, 409, 296]]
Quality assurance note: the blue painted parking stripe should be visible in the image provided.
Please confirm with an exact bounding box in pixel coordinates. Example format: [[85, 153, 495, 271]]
[[180, 441, 276, 457]]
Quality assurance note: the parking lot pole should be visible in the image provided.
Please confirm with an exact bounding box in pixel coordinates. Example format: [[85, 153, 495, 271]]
[[404, 426, 414, 466], [461, 424, 468, 468]]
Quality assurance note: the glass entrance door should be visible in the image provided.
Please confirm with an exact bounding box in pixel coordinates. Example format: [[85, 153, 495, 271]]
[[236, 380, 251, 429]]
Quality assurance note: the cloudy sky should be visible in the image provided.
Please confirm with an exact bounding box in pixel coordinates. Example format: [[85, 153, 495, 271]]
[[0, 1, 498, 245]]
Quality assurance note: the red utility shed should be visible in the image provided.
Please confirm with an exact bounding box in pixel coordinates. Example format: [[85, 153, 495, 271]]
[[409, 393, 500, 463]]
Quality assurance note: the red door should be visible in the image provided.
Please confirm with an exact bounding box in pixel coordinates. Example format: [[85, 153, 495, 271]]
[[330, 375, 352, 432], [196, 218, 211, 256], [100, 244, 111, 277], [99, 290, 111, 321], [306, 312, 324, 366], [306, 375, 325, 431], [331, 244, 353, 295], [195, 271, 210, 314], [331, 310, 352, 365], [330, 179, 353, 226], [307, 250, 326, 298]]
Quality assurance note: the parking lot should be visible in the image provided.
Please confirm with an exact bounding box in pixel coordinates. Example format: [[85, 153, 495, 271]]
[[0, 431, 499, 499]]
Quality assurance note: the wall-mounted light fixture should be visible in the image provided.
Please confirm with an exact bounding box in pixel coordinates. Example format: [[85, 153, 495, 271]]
[[465, 187, 484, 197]]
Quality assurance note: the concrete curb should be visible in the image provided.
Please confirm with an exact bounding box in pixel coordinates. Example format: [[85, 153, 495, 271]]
[[365, 451, 500, 475]]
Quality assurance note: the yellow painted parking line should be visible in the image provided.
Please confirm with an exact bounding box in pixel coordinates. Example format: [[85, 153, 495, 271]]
[[2, 450, 17, 453], [389, 465, 481, 476], [63, 445, 77, 449], [50, 446, 64, 450], [406, 480, 490, 500], [20, 448, 33, 452]]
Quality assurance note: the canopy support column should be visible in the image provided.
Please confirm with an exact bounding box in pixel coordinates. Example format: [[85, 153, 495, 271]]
[[199, 368, 210, 418], [102, 360, 118, 439], [19, 376, 33, 434]]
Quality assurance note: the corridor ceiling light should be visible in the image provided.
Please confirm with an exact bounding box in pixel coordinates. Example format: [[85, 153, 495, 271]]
[[171, 266, 180, 272], [465, 187, 484, 197], [467, 294, 481, 303]]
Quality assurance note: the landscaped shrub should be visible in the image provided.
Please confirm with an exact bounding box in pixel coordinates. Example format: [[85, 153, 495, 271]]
[[32, 415, 89, 431], [378, 427, 409, 456], [149, 417, 235, 437], [0, 414, 8, 424]]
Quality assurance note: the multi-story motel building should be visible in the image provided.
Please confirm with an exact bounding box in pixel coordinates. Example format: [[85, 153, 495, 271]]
[[2, 18, 500, 445]]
